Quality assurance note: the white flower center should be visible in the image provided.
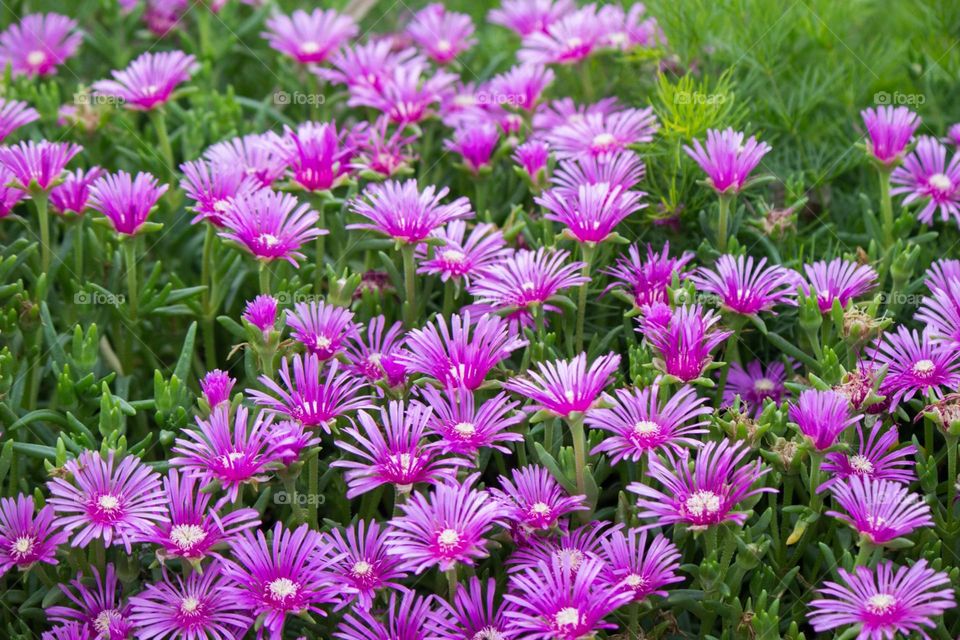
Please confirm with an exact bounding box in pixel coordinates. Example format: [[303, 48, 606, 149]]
[[912, 359, 936, 376], [392, 453, 414, 473], [26, 50, 46, 67], [591, 132, 617, 150], [555, 548, 583, 570], [929, 173, 952, 191], [314, 335, 332, 350], [268, 577, 299, 600], [685, 490, 721, 517], [554, 607, 581, 627], [530, 501, 551, 515], [472, 627, 505, 640], [170, 524, 207, 550], [436, 39, 452, 53], [438, 528, 460, 548], [866, 593, 896, 614], [453, 421, 476, 437], [98, 495, 120, 511], [850, 454, 874, 474], [94, 610, 123, 633], [633, 420, 661, 436], [566, 37, 583, 49], [213, 199, 230, 213], [625, 573, 647, 588], [351, 560, 373, 577], [180, 596, 201, 615], [258, 233, 280, 247], [441, 249, 466, 263], [301, 41, 321, 54], [11, 536, 34, 558], [754, 378, 775, 392]]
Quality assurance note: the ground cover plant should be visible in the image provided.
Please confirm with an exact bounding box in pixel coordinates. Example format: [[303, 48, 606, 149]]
[[1, 0, 960, 638]]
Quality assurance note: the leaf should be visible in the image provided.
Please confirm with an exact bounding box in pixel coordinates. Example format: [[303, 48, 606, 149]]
[[174, 322, 198, 382]]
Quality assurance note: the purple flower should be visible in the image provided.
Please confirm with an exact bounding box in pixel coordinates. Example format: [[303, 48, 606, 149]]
[[826, 476, 933, 544], [445, 121, 501, 174], [317, 40, 421, 91], [89, 170, 169, 235], [0, 494, 68, 574], [491, 464, 587, 534], [723, 360, 791, 417], [262, 8, 357, 64], [640, 304, 732, 382], [204, 133, 287, 187], [180, 159, 261, 226], [200, 369, 235, 407], [50, 167, 103, 216], [242, 294, 279, 333], [924, 258, 960, 294], [406, 4, 476, 64], [349, 179, 473, 244], [286, 300, 357, 360], [468, 247, 588, 312], [514, 139, 550, 182], [348, 61, 457, 125], [891, 135, 960, 225], [508, 521, 611, 574], [552, 150, 646, 195], [336, 590, 440, 640], [417, 220, 510, 284], [431, 576, 513, 639], [387, 475, 503, 573], [629, 439, 774, 529], [803, 257, 878, 312], [0, 98, 39, 142], [947, 123, 960, 146], [587, 382, 711, 463], [93, 51, 196, 111], [684, 128, 771, 194], [808, 560, 954, 639], [0, 140, 81, 192], [692, 254, 799, 315], [0, 166, 26, 217], [49, 564, 133, 639], [916, 279, 960, 347], [518, 5, 606, 65], [599, 3, 662, 50], [487, 64, 555, 111], [821, 424, 917, 493], [327, 519, 407, 610], [350, 116, 418, 177], [505, 352, 620, 418], [346, 315, 408, 386], [861, 105, 920, 166], [546, 108, 658, 159], [422, 386, 523, 455], [488, 0, 575, 37], [603, 242, 693, 307], [219, 189, 325, 266], [534, 97, 623, 131], [47, 450, 165, 553], [0, 13, 82, 78], [537, 182, 644, 244], [41, 622, 91, 640], [868, 325, 960, 410], [789, 389, 862, 451], [277, 121, 354, 192], [598, 528, 683, 601]]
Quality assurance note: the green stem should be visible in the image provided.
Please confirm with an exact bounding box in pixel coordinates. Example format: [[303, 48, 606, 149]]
[[575, 244, 595, 353], [716, 193, 734, 253], [73, 217, 84, 285], [401, 243, 416, 327], [442, 279, 456, 317], [315, 207, 326, 292], [808, 450, 824, 512], [445, 566, 459, 604], [307, 447, 319, 528], [34, 191, 51, 276], [569, 413, 589, 511], [149, 109, 175, 178], [123, 238, 139, 323], [948, 435, 957, 526], [201, 224, 216, 369], [877, 165, 894, 248], [854, 535, 875, 567], [259, 261, 271, 295]]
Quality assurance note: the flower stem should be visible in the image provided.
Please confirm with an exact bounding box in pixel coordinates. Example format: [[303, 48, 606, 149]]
[[575, 244, 595, 353], [34, 191, 51, 276], [401, 243, 417, 327], [716, 193, 734, 253], [149, 109, 175, 178], [854, 535, 875, 567], [314, 205, 326, 292], [877, 165, 894, 248], [201, 223, 217, 369], [808, 450, 824, 511], [948, 435, 957, 526], [122, 238, 139, 323], [445, 565, 459, 604], [258, 261, 271, 295], [73, 217, 85, 285], [307, 447, 319, 528], [568, 413, 589, 509]]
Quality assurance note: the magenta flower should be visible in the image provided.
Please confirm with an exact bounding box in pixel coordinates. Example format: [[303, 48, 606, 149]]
[[277, 121, 354, 192], [0, 140, 81, 192], [821, 424, 917, 493], [629, 439, 774, 529], [262, 8, 357, 64], [505, 555, 632, 640], [128, 562, 251, 640], [417, 220, 510, 284], [0, 166, 26, 217], [692, 254, 799, 315], [269, 419, 321, 467], [332, 400, 463, 497], [422, 386, 523, 455], [200, 369, 235, 407], [350, 116, 418, 177], [514, 139, 550, 182], [444, 121, 501, 174], [180, 159, 261, 226], [508, 521, 611, 573], [89, 170, 169, 235], [0, 99, 39, 142], [518, 5, 606, 65], [924, 258, 960, 294], [684, 128, 771, 194], [318, 40, 421, 91], [868, 325, 960, 410], [534, 96, 623, 131], [242, 294, 279, 333], [491, 464, 587, 533], [0, 494, 68, 574], [346, 315, 408, 386], [348, 61, 457, 125], [803, 257, 878, 312], [386, 475, 503, 573], [723, 360, 791, 417], [222, 522, 340, 640], [336, 590, 439, 640], [861, 105, 920, 166], [286, 300, 357, 360], [487, 64, 555, 111], [204, 133, 288, 187], [916, 280, 960, 347], [93, 51, 196, 111], [505, 352, 620, 418], [468, 247, 588, 312], [50, 167, 103, 216], [603, 242, 693, 307], [546, 108, 659, 159], [41, 622, 90, 640], [599, 528, 683, 601], [808, 560, 954, 639], [47, 450, 165, 553], [537, 182, 644, 243], [789, 389, 862, 451], [891, 135, 960, 225], [488, 0, 575, 36], [249, 354, 371, 432], [349, 179, 472, 244], [431, 577, 513, 640], [640, 304, 732, 382], [827, 476, 933, 544], [49, 564, 133, 639], [219, 189, 324, 266], [599, 3, 662, 50], [327, 519, 407, 610], [947, 123, 960, 146], [587, 382, 711, 463], [552, 150, 646, 195], [0, 13, 82, 78], [406, 4, 475, 64]]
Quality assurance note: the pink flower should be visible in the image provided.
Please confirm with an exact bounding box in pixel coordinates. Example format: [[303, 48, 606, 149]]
[[218, 189, 325, 266], [640, 304, 732, 382], [0, 494, 68, 573], [691, 254, 799, 315], [317, 40, 421, 91], [262, 8, 358, 64], [789, 389, 863, 451], [345, 315, 408, 386], [326, 520, 408, 610], [444, 121, 501, 174], [48, 564, 134, 638], [861, 105, 920, 166], [868, 325, 960, 410], [488, 0, 576, 37], [286, 300, 357, 360], [242, 294, 279, 333], [421, 386, 524, 455], [802, 257, 878, 312], [504, 352, 620, 418], [514, 139, 550, 183], [406, 4, 476, 64], [49, 167, 103, 216], [491, 464, 587, 533], [486, 64, 555, 111], [891, 135, 960, 225], [348, 60, 457, 125], [200, 369, 235, 406], [723, 360, 792, 417], [468, 247, 588, 312], [0, 98, 39, 143], [684, 128, 771, 194], [537, 182, 644, 243], [820, 424, 917, 493], [826, 476, 933, 544], [599, 528, 683, 601], [603, 242, 693, 307], [204, 133, 288, 187], [417, 220, 510, 284], [0, 140, 82, 192], [276, 121, 354, 192], [349, 179, 473, 244], [0, 13, 82, 77], [89, 170, 168, 235], [546, 108, 658, 159], [552, 150, 646, 195], [180, 159, 261, 226], [518, 5, 606, 65], [93, 51, 197, 111]]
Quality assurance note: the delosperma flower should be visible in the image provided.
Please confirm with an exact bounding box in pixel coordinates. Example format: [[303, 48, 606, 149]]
[[127, 562, 251, 640], [180, 159, 261, 226], [200, 369, 236, 407], [891, 135, 960, 225], [803, 257, 879, 312], [916, 280, 960, 347], [514, 139, 550, 182], [348, 60, 457, 125], [406, 4, 476, 64], [0, 99, 39, 143], [204, 133, 288, 187], [468, 247, 588, 312], [249, 354, 371, 432], [0, 140, 82, 192], [640, 304, 732, 382], [93, 51, 197, 111], [826, 476, 933, 544], [692, 254, 799, 314], [603, 242, 693, 307], [89, 170, 169, 235], [242, 294, 279, 333], [807, 560, 954, 639], [350, 116, 418, 177], [335, 589, 440, 640], [48, 564, 133, 639], [537, 182, 644, 244], [0, 13, 82, 78], [327, 519, 407, 610], [684, 128, 772, 194], [417, 220, 510, 283], [504, 352, 620, 418], [0, 166, 25, 217], [444, 122, 501, 174], [552, 150, 646, 195], [332, 400, 464, 498], [421, 386, 523, 455], [629, 439, 774, 529], [262, 8, 358, 64], [221, 522, 340, 640], [599, 3, 662, 49], [49, 167, 103, 216], [491, 464, 587, 533], [861, 105, 920, 166], [546, 108, 659, 159], [349, 179, 473, 244], [518, 5, 606, 65], [598, 528, 683, 601], [0, 494, 68, 573], [286, 300, 357, 360], [508, 521, 613, 573], [317, 40, 421, 91], [218, 189, 325, 266], [431, 577, 513, 640], [587, 382, 711, 463], [488, 0, 576, 36], [46, 450, 165, 553], [386, 474, 503, 573], [789, 389, 862, 451], [345, 315, 408, 386], [868, 325, 960, 410], [41, 622, 90, 640], [486, 64, 555, 111], [723, 360, 791, 417], [534, 96, 623, 131], [820, 424, 918, 493], [277, 121, 354, 192]]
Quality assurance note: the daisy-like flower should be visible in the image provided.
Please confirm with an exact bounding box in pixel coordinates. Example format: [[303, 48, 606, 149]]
[[488, 0, 575, 36], [249, 354, 371, 432], [41, 622, 91, 640], [723, 360, 791, 417], [0, 140, 82, 192], [640, 304, 732, 382], [93, 51, 196, 111], [143, 469, 259, 562], [598, 528, 683, 601], [916, 279, 960, 347], [431, 577, 513, 639], [346, 315, 408, 386], [180, 159, 261, 226], [421, 386, 523, 455], [789, 389, 862, 451], [868, 325, 960, 410], [891, 135, 960, 225], [262, 8, 357, 64], [629, 439, 774, 529], [242, 294, 279, 333], [803, 258, 879, 312], [406, 3, 475, 64], [508, 521, 613, 573], [219, 189, 324, 266], [171, 405, 285, 504], [598, 3, 662, 50], [48, 564, 133, 639], [204, 133, 288, 187], [317, 40, 421, 91], [222, 522, 340, 640], [386, 474, 503, 573], [0, 13, 82, 78], [826, 476, 933, 544], [533, 96, 622, 132], [491, 464, 587, 534], [684, 128, 771, 194], [468, 247, 588, 312], [518, 5, 606, 65], [505, 352, 620, 418], [587, 382, 711, 463], [0, 494, 68, 574], [0, 166, 25, 217], [47, 450, 165, 553], [89, 170, 169, 235], [924, 258, 960, 294], [50, 167, 103, 216], [691, 254, 799, 315], [861, 105, 920, 166], [336, 589, 439, 640], [552, 151, 646, 195], [505, 555, 632, 640], [277, 121, 354, 192], [327, 519, 407, 610], [200, 369, 235, 407], [350, 116, 418, 177], [486, 64, 555, 112], [285, 300, 357, 360], [546, 108, 659, 159], [514, 139, 550, 184], [349, 179, 473, 244], [807, 560, 954, 639], [417, 220, 510, 284], [348, 60, 457, 125], [537, 182, 644, 244], [603, 242, 693, 307], [0, 99, 39, 143], [128, 562, 252, 640], [821, 424, 917, 493], [444, 122, 501, 174], [332, 400, 464, 498]]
